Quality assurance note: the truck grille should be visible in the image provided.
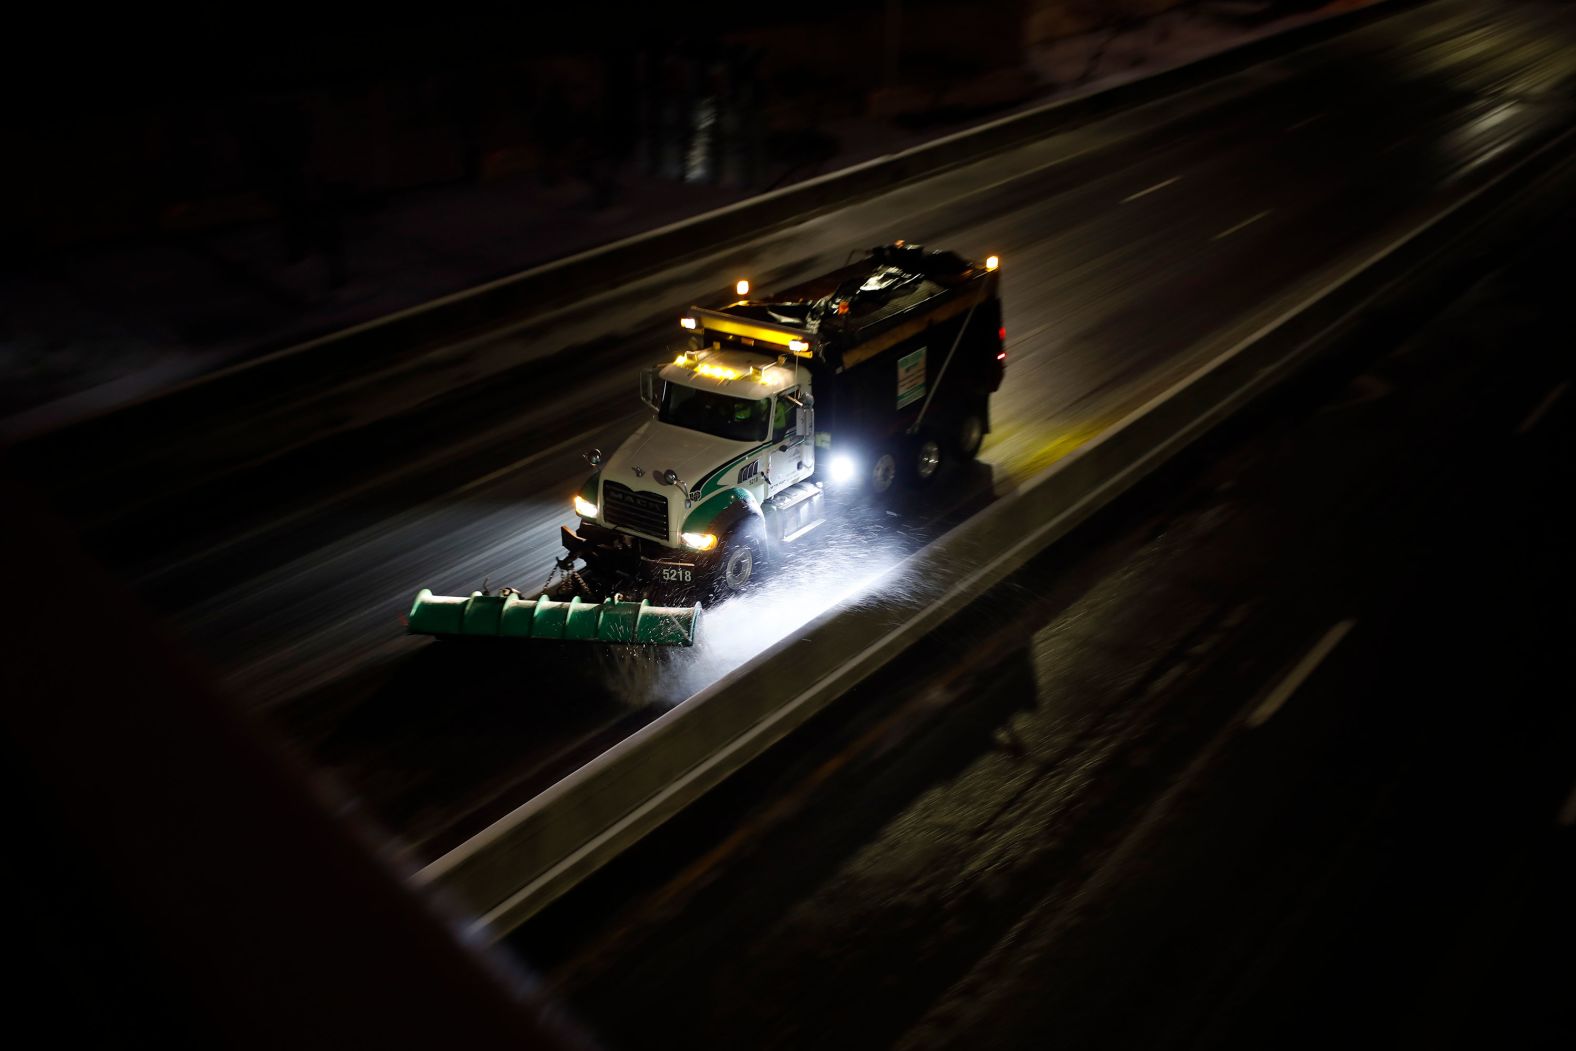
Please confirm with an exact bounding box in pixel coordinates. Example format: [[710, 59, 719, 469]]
[[603, 481, 669, 540]]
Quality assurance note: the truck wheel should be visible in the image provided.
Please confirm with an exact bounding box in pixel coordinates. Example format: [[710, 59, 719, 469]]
[[903, 433, 945, 487], [714, 530, 765, 598], [953, 410, 985, 461], [869, 450, 899, 495]]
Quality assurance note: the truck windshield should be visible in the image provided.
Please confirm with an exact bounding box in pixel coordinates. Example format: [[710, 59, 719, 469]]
[[660, 383, 770, 442]]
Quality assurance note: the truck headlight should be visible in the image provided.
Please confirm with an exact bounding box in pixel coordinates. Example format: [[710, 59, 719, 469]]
[[681, 532, 718, 551], [574, 494, 598, 519], [829, 455, 856, 484]]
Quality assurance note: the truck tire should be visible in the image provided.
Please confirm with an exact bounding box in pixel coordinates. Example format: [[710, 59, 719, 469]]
[[868, 448, 899, 496], [902, 432, 945, 487], [713, 528, 765, 599], [953, 408, 986, 461]]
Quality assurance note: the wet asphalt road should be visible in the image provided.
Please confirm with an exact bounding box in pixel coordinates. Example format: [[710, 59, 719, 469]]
[[507, 190, 1576, 1051], [8, 0, 1576, 877]]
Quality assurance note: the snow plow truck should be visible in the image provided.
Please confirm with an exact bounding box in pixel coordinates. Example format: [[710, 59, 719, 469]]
[[406, 241, 1005, 646]]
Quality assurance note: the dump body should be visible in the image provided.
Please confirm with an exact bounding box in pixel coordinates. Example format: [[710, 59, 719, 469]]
[[690, 243, 1005, 475]]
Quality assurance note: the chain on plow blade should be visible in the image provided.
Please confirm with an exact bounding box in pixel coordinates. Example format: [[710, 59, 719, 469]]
[[406, 588, 702, 646]]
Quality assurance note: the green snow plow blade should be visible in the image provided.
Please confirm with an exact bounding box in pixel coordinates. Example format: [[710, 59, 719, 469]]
[[406, 589, 702, 646]]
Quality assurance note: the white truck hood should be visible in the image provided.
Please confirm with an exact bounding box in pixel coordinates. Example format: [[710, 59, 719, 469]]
[[598, 420, 761, 542]]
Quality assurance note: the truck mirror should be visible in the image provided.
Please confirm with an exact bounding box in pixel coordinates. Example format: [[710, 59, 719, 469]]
[[639, 367, 662, 412], [661, 469, 678, 486], [584, 448, 602, 468]]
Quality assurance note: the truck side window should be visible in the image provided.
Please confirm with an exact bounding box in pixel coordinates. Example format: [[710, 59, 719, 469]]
[[772, 390, 797, 442]]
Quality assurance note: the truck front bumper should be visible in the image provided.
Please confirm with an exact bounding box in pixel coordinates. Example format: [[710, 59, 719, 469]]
[[562, 523, 709, 601]]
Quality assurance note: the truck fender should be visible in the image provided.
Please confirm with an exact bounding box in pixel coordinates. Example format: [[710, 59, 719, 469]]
[[683, 487, 767, 557]]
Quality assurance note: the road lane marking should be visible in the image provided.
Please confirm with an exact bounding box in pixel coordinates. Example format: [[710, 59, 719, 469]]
[[1246, 619, 1357, 728], [1122, 176, 1180, 203], [1515, 380, 1568, 435], [1456, 140, 1515, 180], [1212, 210, 1272, 241], [1286, 113, 1326, 132], [1558, 777, 1576, 828], [1147, 661, 1190, 696]]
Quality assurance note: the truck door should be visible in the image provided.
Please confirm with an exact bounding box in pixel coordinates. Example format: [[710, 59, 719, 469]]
[[767, 388, 813, 496]]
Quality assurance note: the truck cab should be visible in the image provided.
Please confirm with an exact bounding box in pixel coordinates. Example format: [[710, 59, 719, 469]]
[[644, 346, 816, 503], [567, 345, 822, 599]]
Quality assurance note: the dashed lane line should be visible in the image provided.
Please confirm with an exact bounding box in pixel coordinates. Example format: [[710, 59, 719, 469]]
[[1246, 619, 1357, 728]]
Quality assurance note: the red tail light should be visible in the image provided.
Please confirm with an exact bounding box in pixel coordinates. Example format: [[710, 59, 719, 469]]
[[998, 326, 1006, 342]]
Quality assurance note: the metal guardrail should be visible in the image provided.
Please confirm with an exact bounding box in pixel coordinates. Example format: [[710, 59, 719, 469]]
[[414, 121, 1576, 942]]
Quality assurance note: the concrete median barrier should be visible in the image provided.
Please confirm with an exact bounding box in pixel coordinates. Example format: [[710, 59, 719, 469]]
[[414, 121, 1576, 941]]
